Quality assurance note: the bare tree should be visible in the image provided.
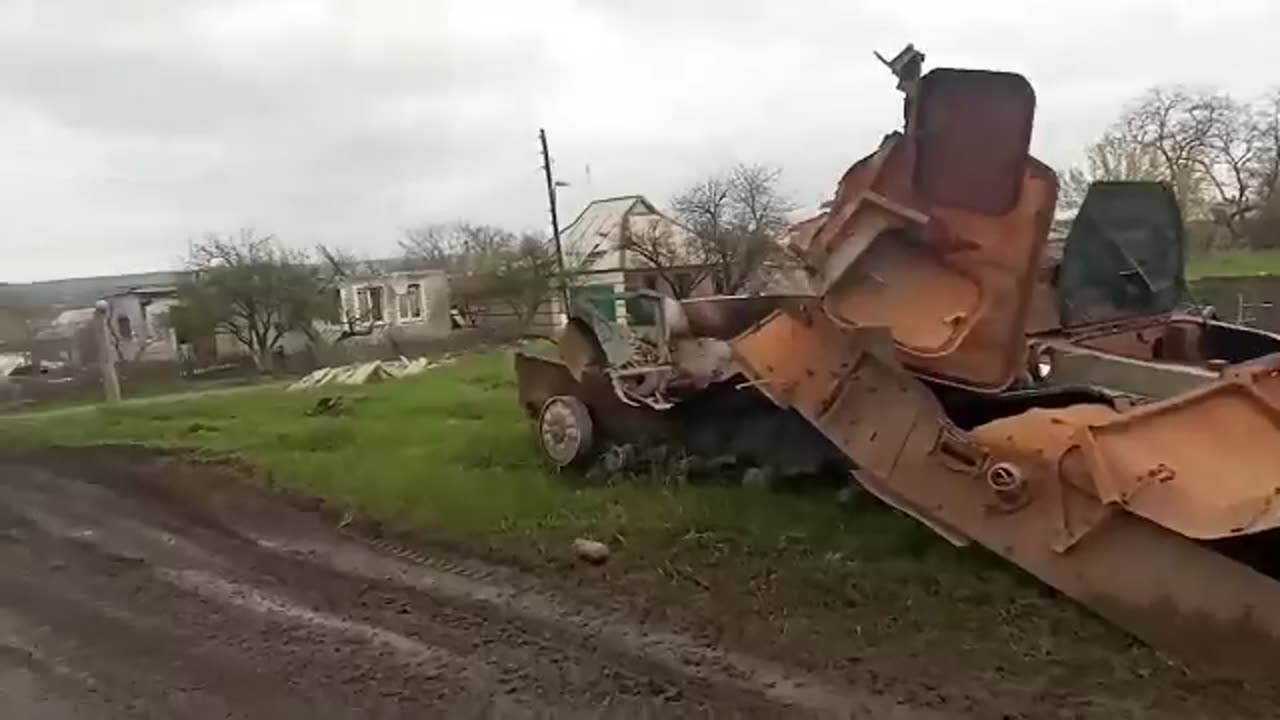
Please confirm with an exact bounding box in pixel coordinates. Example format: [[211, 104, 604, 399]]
[[400, 222, 518, 275], [1055, 132, 1170, 235], [617, 221, 707, 299], [403, 222, 518, 325], [1193, 95, 1270, 243], [493, 233, 559, 325], [673, 175, 734, 246], [1246, 91, 1280, 247], [402, 222, 605, 327], [1062, 86, 1280, 248], [670, 163, 796, 294], [1255, 90, 1280, 202], [495, 231, 608, 324], [1122, 87, 1224, 214], [1061, 89, 1217, 216], [1085, 130, 1169, 183], [399, 225, 460, 270], [174, 229, 329, 371]]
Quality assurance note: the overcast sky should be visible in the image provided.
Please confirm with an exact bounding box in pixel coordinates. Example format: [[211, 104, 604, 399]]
[[1, 0, 1276, 282]]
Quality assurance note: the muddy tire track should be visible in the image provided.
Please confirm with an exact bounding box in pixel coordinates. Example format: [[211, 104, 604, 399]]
[[0, 449, 930, 719]]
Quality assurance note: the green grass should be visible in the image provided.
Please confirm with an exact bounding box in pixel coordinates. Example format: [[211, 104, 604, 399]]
[[2, 352, 918, 552], [1187, 248, 1280, 280], [0, 350, 1008, 592]]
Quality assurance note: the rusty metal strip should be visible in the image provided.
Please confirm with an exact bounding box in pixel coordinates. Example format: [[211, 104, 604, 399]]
[[1034, 338, 1218, 400]]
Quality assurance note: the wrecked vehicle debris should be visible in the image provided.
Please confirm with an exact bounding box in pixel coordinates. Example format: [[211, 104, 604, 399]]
[[288, 356, 451, 390], [516, 292, 849, 480], [1024, 180, 1280, 400], [514, 47, 1280, 673]]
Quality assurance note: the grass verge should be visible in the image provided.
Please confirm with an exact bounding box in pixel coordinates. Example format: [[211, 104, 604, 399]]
[[0, 349, 1051, 605], [0, 351, 943, 562], [1187, 248, 1280, 280]]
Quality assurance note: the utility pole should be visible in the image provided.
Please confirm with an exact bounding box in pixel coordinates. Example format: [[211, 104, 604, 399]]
[[539, 128, 571, 319]]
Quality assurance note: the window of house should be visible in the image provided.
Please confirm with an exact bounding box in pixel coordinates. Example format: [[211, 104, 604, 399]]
[[354, 288, 368, 318], [398, 283, 423, 320], [116, 315, 133, 340], [356, 286, 385, 322]]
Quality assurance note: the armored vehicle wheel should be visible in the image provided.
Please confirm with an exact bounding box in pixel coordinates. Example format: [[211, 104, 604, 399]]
[[538, 395, 595, 468]]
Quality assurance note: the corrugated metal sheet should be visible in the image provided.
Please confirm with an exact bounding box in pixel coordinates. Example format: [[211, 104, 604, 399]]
[[52, 307, 95, 328], [0, 353, 26, 377]]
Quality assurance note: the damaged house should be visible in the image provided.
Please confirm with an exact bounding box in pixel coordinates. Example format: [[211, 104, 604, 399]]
[[333, 267, 452, 342]]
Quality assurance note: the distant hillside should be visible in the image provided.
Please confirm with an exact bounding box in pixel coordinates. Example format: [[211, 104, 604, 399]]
[[0, 271, 188, 308]]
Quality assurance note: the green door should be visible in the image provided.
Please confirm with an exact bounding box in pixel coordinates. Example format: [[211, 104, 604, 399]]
[[571, 284, 616, 321]]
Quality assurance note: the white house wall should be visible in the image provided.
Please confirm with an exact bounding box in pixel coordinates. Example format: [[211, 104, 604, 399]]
[[559, 196, 638, 273], [104, 294, 180, 363], [334, 271, 451, 342]]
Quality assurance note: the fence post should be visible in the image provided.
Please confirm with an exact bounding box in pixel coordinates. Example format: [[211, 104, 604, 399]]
[[94, 301, 122, 403]]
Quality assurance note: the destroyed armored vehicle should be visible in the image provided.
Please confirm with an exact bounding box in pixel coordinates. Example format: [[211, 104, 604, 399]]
[[514, 52, 1280, 671]]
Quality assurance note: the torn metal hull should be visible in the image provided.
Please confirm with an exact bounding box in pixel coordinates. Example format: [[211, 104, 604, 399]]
[[726, 302, 1280, 674]]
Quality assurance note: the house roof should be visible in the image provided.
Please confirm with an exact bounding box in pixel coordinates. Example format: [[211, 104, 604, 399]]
[[32, 306, 97, 340], [558, 195, 654, 254], [339, 261, 447, 283], [52, 307, 96, 327], [0, 271, 188, 308], [105, 284, 180, 299], [558, 194, 703, 271]]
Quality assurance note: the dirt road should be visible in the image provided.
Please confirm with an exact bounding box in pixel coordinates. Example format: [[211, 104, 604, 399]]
[[4, 447, 1276, 719], [0, 448, 935, 719]]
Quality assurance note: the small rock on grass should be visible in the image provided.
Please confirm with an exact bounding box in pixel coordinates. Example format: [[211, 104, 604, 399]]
[[741, 466, 774, 490], [572, 538, 610, 565], [835, 485, 857, 505]]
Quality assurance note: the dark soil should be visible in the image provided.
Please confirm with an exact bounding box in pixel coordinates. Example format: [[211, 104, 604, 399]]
[[0, 446, 1274, 718]]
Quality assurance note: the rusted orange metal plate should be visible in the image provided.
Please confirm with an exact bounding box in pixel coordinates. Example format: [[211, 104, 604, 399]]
[[823, 237, 981, 357], [1073, 361, 1280, 539], [786, 70, 1058, 392], [813, 145, 1056, 390], [913, 69, 1037, 215], [730, 307, 1280, 674]]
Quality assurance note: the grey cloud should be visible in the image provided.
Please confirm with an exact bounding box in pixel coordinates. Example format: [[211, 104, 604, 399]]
[[2, 0, 1279, 282], [0, 34, 546, 140]]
